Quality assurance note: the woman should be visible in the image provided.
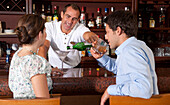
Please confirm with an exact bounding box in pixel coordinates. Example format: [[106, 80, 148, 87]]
[[8, 14, 52, 99]]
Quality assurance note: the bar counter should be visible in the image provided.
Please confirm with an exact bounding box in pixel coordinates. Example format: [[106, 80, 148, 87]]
[[0, 68, 115, 96], [0, 68, 170, 96]]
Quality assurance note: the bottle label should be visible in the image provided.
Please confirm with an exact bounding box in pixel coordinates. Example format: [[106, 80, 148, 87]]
[[81, 51, 86, 57], [41, 14, 46, 20], [111, 49, 115, 56], [96, 16, 102, 26], [80, 13, 86, 26], [46, 16, 52, 22], [138, 21, 142, 28], [105, 45, 110, 55], [149, 20, 155, 28], [6, 55, 9, 63], [53, 16, 58, 21], [88, 21, 95, 27]]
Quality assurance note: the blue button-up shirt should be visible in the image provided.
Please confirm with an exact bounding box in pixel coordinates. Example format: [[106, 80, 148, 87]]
[[97, 37, 159, 99]]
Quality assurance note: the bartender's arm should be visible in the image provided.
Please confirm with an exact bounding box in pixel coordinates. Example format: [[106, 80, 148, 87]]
[[83, 32, 98, 43], [38, 40, 50, 60]]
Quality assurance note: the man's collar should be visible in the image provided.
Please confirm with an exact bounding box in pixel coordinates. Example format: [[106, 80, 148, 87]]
[[115, 37, 136, 55]]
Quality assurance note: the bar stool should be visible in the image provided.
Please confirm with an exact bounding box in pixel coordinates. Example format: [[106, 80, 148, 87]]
[[110, 93, 170, 105], [0, 94, 60, 105]]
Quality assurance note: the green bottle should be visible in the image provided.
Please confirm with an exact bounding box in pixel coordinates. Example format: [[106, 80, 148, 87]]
[[67, 42, 92, 51]]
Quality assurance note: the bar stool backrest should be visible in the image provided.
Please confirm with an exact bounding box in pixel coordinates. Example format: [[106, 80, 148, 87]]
[[110, 93, 170, 105], [0, 94, 60, 105]]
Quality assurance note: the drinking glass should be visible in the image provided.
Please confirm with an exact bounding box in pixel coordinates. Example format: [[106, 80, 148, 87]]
[[55, 50, 70, 70], [92, 38, 108, 54]]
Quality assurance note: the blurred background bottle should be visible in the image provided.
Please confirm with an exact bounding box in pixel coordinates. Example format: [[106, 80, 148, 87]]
[[110, 6, 115, 14], [159, 7, 166, 27], [32, 4, 36, 14], [53, 6, 59, 22], [80, 6, 87, 26], [41, 4, 46, 20], [103, 8, 109, 28], [46, 5, 52, 22], [149, 13, 155, 28], [88, 13, 96, 28], [125, 6, 130, 11], [138, 13, 142, 28], [96, 8, 103, 28]]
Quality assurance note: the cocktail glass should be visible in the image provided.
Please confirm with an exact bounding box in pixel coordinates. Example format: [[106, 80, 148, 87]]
[[55, 50, 70, 70]]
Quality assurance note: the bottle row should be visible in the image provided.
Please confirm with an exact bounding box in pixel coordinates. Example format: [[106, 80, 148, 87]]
[[0, 41, 18, 58], [138, 6, 170, 28], [33, 4, 130, 29]]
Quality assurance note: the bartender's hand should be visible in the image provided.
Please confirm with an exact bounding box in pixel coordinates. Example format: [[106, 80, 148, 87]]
[[83, 32, 98, 43], [90, 47, 104, 59], [100, 89, 110, 105]]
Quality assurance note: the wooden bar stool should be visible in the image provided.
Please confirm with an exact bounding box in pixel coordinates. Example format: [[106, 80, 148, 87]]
[[110, 93, 170, 105], [0, 94, 60, 105]]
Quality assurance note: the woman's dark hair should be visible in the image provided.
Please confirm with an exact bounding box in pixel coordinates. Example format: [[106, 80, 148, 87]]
[[104, 10, 138, 37], [15, 14, 45, 45], [63, 3, 81, 18]]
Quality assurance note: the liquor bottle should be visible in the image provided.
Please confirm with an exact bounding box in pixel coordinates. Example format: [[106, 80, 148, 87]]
[[138, 13, 142, 28], [0, 42, 2, 57], [110, 6, 115, 13], [159, 7, 166, 27], [80, 7, 86, 26], [125, 6, 130, 11], [5, 44, 11, 72], [0, 21, 2, 33], [96, 68, 99, 76], [41, 4, 46, 20], [105, 44, 110, 56], [67, 42, 92, 51], [32, 4, 36, 14], [110, 6, 115, 57], [88, 13, 96, 28], [96, 8, 103, 28], [149, 13, 155, 28], [53, 6, 59, 22], [103, 8, 109, 28], [46, 5, 52, 22]]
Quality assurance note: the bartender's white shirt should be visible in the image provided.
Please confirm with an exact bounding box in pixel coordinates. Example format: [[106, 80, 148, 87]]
[[45, 21, 90, 68]]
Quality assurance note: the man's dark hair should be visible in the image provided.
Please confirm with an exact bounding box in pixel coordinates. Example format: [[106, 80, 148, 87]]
[[104, 10, 138, 37], [63, 4, 81, 18]]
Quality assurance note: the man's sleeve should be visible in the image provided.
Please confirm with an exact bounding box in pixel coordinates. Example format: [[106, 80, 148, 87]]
[[45, 22, 52, 42]]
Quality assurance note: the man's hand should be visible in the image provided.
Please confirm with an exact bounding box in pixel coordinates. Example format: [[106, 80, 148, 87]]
[[100, 89, 110, 105], [90, 47, 104, 59], [52, 67, 64, 77], [83, 32, 98, 43]]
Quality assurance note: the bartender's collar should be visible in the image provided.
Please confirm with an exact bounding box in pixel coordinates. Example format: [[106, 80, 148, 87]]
[[115, 37, 136, 55]]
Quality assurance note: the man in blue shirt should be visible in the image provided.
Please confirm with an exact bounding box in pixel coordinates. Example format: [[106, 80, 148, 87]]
[[90, 10, 159, 105]]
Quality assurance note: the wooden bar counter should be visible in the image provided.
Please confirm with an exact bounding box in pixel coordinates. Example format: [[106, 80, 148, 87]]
[[0, 67, 170, 96], [0, 68, 115, 96]]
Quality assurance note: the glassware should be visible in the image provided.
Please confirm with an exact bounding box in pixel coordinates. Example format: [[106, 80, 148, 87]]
[[165, 47, 170, 56], [154, 47, 164, 57], [55, 50, 70, 70], [93, 38, 108, 54]]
